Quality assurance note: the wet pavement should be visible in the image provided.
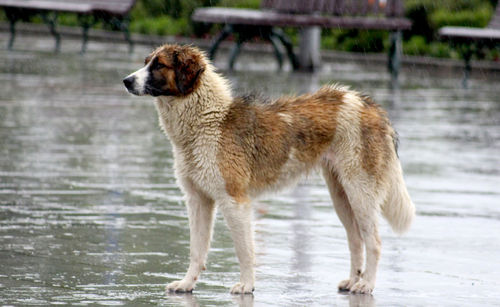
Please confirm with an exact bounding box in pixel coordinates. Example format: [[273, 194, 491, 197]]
[[1, 34, 500, 306]]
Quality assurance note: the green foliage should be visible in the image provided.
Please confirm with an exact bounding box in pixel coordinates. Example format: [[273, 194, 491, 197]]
[[57, 14, 80, 27], [217, 0, 261, 9], [322, 29, 387, 53], [407, 0, 493, 38], [404, 0, 493, 40], [431, 7, 492, 29], [428, 42, 454, 58], [130, 15, 190, 36], [342, 30, 387, 53], [403, 36, 452, 58], [401, 0, 495, 60], [404, 2, 433, 41], [128, 0, 257, 36], [405, 0, 490, 12], [403, 35, 429, 56]]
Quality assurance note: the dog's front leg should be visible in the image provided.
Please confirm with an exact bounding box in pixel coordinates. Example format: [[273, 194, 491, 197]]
[[166, 187, 215, 293], [220, 199, 255, 294]]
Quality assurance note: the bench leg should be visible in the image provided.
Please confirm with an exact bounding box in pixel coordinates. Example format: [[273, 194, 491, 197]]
[[462, 53, 472, 89], [298, 26, 321, 71], [78, 15, 95, 54], [5, 8, 19, 50], [461, 46, 473, 88], [108, 16, 134, 53], [120, 16, 134, 54], [266, 33, 284, 70], [209, 25, 233, 61], [228, 38, 244, 71], [272, 28, 299, 70], [388, 31, 402, 89], [81, 25, 89, 54], [7, 17, 17, 51], [42, 12, 61, 53]]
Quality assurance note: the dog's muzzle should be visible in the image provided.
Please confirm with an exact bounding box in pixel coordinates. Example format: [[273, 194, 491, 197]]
[[123, 76, 140, 95], [123, 64, 151, 96]]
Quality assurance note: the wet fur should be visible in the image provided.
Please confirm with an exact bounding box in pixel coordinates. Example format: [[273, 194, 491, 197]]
[[123, 44, 415, 294]]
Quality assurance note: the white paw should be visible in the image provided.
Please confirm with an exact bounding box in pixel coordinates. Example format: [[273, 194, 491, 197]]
[[166, 279, 195, 293], [349, 280, 374, 294], [338, 278, 358, 292], [230, 282, 254, 294]]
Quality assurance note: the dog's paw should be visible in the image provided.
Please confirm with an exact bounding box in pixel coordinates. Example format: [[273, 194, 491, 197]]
[[230, 282, 254, 294], [166, 279, 195, 293], [338, 278, 357, 292], [349, 280, 374, 294]]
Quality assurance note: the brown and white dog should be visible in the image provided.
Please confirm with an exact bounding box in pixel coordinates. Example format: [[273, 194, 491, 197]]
[[123, 44, 415, 295]]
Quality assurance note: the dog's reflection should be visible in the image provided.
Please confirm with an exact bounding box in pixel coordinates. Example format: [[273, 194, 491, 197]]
[[165, 292, 200, 307], [345, 293, 376, 307], [165, 291, 254, 307], [165, 290, 374, 307], [231, 294, 254, 307]]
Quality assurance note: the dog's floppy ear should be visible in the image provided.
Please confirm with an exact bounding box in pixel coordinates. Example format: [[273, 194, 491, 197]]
[[172, 49, 205, 96]]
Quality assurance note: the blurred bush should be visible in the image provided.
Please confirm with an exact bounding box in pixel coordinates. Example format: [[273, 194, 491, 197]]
[[431, 6, 492, 29], [130, 15, 189, 36], [322, 29, 387, 53], [128, 0, 260, 36], [402, 0, 495, 59], [129, 0, 219, 36], [405, 0, 493, 40]]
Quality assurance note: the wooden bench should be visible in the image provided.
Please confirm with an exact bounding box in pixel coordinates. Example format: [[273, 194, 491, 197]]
[[192, 0, 411, 82], [439, 1, 500, 87], [0, 0, 137, 53]]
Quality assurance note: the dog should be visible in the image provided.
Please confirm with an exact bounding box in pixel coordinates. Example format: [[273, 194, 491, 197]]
[[123, 44, 415, 295]]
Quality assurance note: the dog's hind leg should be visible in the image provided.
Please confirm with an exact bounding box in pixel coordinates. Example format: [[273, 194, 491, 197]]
[[342, 184, 382, 294], [167, 180, 216, 293], [322, 166, 364, 292], [219, 199, 255, 294]]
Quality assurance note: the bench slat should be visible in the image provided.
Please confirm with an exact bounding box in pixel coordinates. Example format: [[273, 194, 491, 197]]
[[260, 0, 404, 17], [332, 0, 346, 16], [0, 0, 136, 15], [0, 0, 92, 13], [270, 0, 317, 14], [85, 0, 136, 15], [383, 0, 403, 17], [192, 7, 411, 30], [439, 26, 500, 41]]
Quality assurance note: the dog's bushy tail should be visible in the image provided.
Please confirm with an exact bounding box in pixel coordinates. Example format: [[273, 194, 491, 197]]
[[381, 161, 415, 234]]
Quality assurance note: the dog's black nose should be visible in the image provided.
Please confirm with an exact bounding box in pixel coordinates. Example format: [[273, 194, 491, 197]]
[[123, 76, 134, 89]]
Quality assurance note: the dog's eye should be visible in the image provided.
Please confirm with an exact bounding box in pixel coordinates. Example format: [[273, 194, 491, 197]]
[[156, 63, 167, 69]]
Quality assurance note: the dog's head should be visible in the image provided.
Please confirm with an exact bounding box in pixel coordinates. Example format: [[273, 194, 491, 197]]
[[123, 44, 206, 97]]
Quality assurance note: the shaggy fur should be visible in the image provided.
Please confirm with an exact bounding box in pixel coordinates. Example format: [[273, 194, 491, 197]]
[[123, 44, 415, 295]]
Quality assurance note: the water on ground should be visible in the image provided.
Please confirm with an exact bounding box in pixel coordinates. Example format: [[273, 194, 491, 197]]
[[1, 35, 500, 306]]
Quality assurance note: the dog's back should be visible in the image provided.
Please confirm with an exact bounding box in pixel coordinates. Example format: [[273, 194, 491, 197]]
[[218, 85, 412, 217]]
